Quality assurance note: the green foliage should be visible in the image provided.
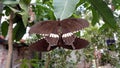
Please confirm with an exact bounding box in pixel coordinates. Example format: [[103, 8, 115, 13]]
[[13, 21, 26, 41], [88, 0, 117, 30], [116, 64, 120, 68], [53, 0, 80, 20], [43, 49, 76, 68], [1, 21, 9, 37], [1, 0, 30, 40], [34, 0, 55, 21], [3, 6, 12, 16], [113, 0, 120, 9], [20, 59, 29, 68], [19, 0, 31, 27], [91, 7, 100, 26]]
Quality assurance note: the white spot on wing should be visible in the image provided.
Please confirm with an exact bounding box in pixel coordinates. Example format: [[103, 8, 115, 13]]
[[62, 32, 73, 38], [49, 33, 59, 38]]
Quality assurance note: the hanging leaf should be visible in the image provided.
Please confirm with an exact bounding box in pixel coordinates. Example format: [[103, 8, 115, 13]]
[[8, 6, 20, 13], [53, 0, 80, 20], [91, 7, 100, 26], [19, 0, 31, 27], [13, 21, 26, 41], [1, 21, 9, 37], [19, 11, 29, 27], [89, 0, 117, 29]]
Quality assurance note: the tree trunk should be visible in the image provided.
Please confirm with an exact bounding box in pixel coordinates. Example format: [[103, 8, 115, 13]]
[[5, 12, 13, 68]]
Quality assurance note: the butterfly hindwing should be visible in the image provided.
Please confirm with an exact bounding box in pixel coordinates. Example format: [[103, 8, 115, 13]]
[[61, 37, 89, 50], [29, 39, 57, 52]]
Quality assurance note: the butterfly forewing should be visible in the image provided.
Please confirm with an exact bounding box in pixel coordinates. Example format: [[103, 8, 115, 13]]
[[61, 18, 89, 34], [29, 18, 89, 38], [29, 21, 59, 35]]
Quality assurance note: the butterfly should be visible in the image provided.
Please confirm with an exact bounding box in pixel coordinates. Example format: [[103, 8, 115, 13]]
[[29, 18, 89, 52]]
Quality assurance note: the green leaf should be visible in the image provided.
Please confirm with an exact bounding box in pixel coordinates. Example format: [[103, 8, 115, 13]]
[[19, 11, 29, 27], [99, 24, 109, 32], [1, 21, 9, 37], [2, 0, 19, 5], [116, 64, 120, 68], [8, 6, 20, 13], [76, 0, 86, 7], [13, 21, 26, 41], [89, 0, 117, 29], [20, 62, 29, 68], [91, 7, 100, 26], [114, 0, 120, 4], [19, 0, 31, 11], [53, 0, 80, 20], [3, 6, 12, 16], [75, 31, 81, 37], [19, 0, 31, 27]]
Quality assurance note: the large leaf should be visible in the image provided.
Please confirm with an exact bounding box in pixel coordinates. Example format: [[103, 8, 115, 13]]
[[19, 0, 31, 27], [91, 7, 100, 26], [13, 21, 26, 41], [8, 6, 20, 13], [53, 0, 80, 20], [89, 0, 117, 29], [1, 21, 9, 37], [19, 11, 29, 27], [19, 0, 31, 11]]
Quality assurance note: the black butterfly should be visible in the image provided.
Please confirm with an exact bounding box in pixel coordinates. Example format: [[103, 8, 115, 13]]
[[29, 18, 89, 52]]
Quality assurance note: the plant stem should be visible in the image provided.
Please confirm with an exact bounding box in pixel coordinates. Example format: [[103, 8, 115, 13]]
[[5, 12, 13, 68], [45, 54, 50, 68]]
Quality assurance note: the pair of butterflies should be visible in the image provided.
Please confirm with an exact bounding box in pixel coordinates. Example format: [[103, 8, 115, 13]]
[[29, 18, 89, 52]]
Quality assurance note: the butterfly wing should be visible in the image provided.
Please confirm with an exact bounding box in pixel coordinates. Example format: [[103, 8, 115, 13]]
[[61, 37, 89, 50], [29, 21, 59, 35], [29, 18, 89, 36], [61, 18, 89, 34], [29, 39, 57, 52]]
